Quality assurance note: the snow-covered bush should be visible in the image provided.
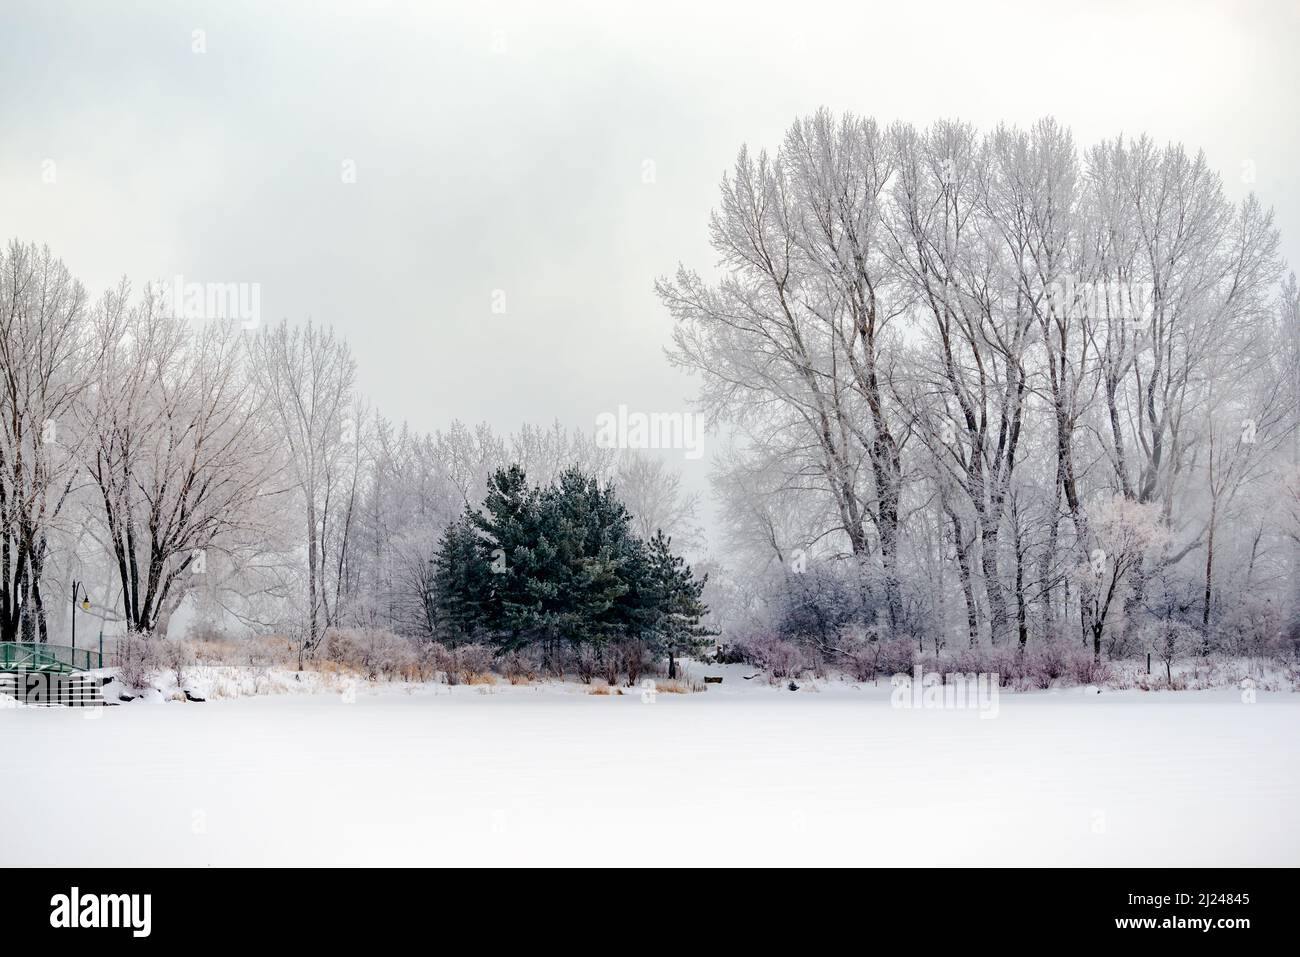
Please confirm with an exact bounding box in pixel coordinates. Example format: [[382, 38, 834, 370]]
[[839, 632, 915, 682], [841, 641, 878, 682], [599, 645, 621, 686], [771, 563, 884, 654], [1076, 496, 1170, 661], [1283, 615, 1300, 661], [1144, 620, 1201, 685], [734, 633, 809, 680], [993, 640, 1110, 688], [878, 636, 917, 677], [542, 643, 570, 679], [217, 632, 298, 669], [498, 648, 540, 684], [427, 642, 495, 685], [1025, 640, 1072, 687], [1067, 648, 1112, 686], [619, 639, 649, 687], [114, 633, 158, 692], [326, 627, 417, 680], [158, 639, 194, 690], [575, 645, 598, 684], [455, 643, 494, 683], [1215, 598, 1286, 659]]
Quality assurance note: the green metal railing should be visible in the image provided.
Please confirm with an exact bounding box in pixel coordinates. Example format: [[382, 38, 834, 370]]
[[0, 642, 103, 673]]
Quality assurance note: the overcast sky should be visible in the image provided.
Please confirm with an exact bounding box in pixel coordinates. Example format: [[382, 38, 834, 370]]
[[3, 0, 1297, 535]]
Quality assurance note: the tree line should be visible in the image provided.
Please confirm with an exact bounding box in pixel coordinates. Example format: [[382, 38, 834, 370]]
[[664, 110, 1299, 663], [0, 243, 704, 663], [5, 109, 1297, 675]]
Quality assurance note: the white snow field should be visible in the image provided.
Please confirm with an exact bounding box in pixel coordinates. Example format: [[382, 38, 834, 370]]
[[2, 663, 1297, 867]]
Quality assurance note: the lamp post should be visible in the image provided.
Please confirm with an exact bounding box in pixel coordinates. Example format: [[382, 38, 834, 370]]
[[71, 580, 90, 656]]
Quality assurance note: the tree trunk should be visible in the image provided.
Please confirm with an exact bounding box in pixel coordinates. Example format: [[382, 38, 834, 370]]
[[305, 502, 319, 669], [1201, 511, 1217, 653], [980, 515, 1010, 645], [948, 510, 979, 648], [1014, 535, 1028, 649]]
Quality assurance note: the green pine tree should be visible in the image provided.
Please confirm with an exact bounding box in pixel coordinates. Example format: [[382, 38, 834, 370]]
[[429, 464, 711, 675], [430, 511, 493, 643], [643, 529, 713, 678]]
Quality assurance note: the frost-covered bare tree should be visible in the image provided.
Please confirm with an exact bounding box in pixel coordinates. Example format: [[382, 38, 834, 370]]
[[436, 420, 506, 509], [661, 110, 907, 628], [887, 120, 1042, 646], [80, 285, 273, 635], [614, 452, 702, 551], [1084, 139, 1284, 650], [347, 414, 463, 635], [0, 241, 94, 642], [250, 320, 359, 663], [1078, 496, 1169, 661], [509, 420, 617, 486]]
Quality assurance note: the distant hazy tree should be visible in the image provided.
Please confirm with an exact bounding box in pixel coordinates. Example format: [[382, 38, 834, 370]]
[[251, 320, 359, 664]]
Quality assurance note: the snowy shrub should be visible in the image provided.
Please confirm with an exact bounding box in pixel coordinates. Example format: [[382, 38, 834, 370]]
[[425, 642, 494, 685], [114, 633, 158, 692], [734, 633, 808, 680], [831, 623, 916, 682], [1077, 498, 1171, 659], [326, 628, 417, 680], [188, 635, 239, 665], [324, 628, 363, 675], [913, 646, 982, 685], [542, 643, 570, 679], [957, 641, 1134, 691], [949, 645, 997, 679], [1105, 627, 1145, 661], [599, 644, 621, 686], [876, 637, 917, 678], [841, 640, 879, 682], [976, 639, 1105, 690], [576, 645, 598, 684], [1283, 615, 1300, 661], [1027, 640, 1072, 686], [455, 643, 494, 684], [498, 649, 540, 684], [1066, 647, 1112, 686], [912, 645, 1017, 688], [984, 646, 1023, 689], [773, 564, 882, 653], [426, 643, 457, 683], [770, 643, 809, 679], [807, 649, 829, 679], [158, 639, 194, 690], [324, 628, 362, 672], [1143, 620, 1201, 685], [998, 647, 1040, 690], [231, 633, 297, 669], [655, 676, 705, 693], [619, 639, 648, 687], [1215, 599, 1285, 659]]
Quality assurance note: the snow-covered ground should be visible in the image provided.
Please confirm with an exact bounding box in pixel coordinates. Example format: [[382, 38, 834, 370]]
[[2, 662, 1296, 866]]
